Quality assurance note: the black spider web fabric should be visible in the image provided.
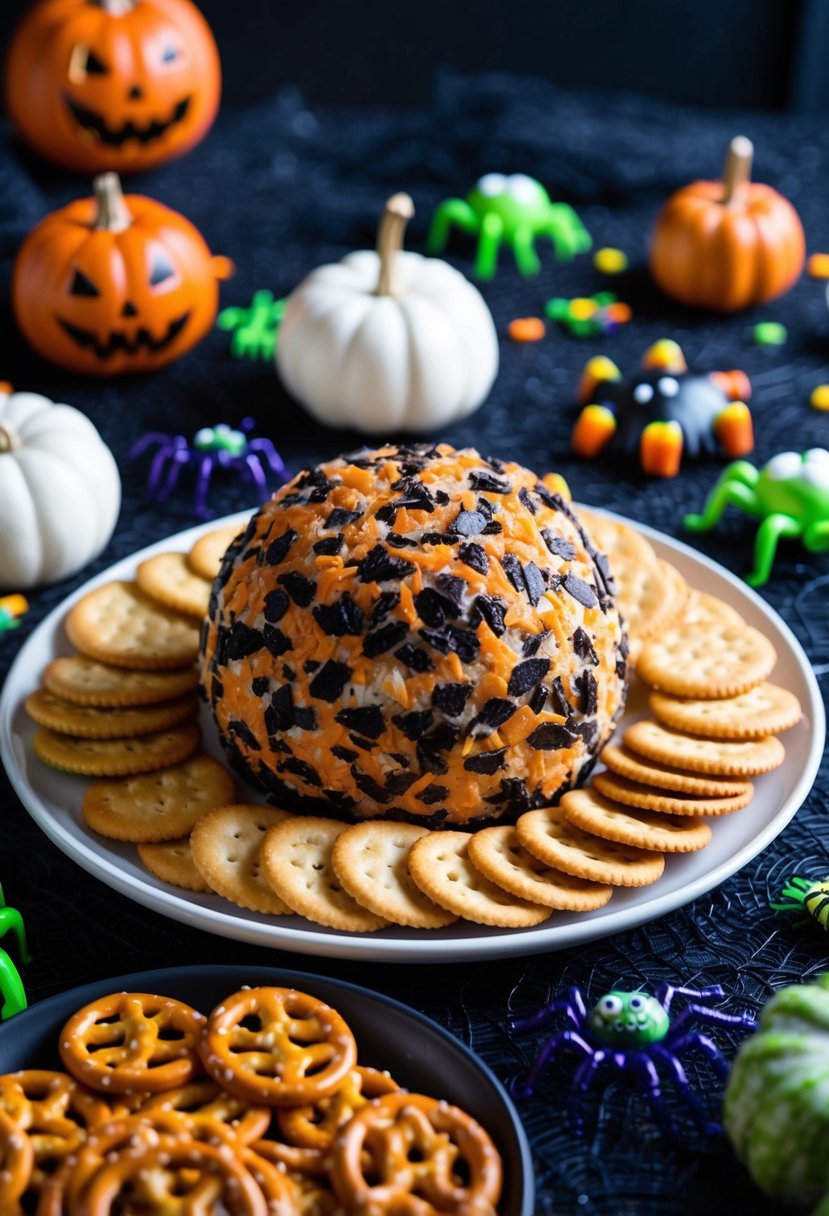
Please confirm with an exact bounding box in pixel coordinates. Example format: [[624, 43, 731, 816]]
[[2, 72, 829, 1215]]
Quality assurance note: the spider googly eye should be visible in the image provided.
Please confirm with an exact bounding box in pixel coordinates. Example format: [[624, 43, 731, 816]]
[[507, 174, 539, 202], [628, 995, 645, 1010], [801, 455, 829, 490], [633, 383, 654, 404], [477, 173, 507, 197], [194, 427, 214, 447], [599, 995, 623, 1016], [657, 376, 680, 397], [765, 452, 802, 482]]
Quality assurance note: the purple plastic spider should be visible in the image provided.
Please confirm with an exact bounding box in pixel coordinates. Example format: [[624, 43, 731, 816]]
[[509, 983, 756, 1137], [130, 417, 289, 520]]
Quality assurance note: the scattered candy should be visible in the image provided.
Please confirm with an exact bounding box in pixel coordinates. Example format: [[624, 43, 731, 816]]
[[594, 247, 628, 275], [753, 321, 788, 346], [810, 385, 829, 411], [685, 449, 829, 586], [808, 253, 829, 279], [771, 875, 829, 930], [507, 316, 546, 343], [130, 418, 289, 520], [0, 595, 28, 634], [545, 292, 631, 338], [217, 290, 287, 361], [510, 983, 756, 1137], [427, 173, 591, 279], [572, 341, 753, 478]]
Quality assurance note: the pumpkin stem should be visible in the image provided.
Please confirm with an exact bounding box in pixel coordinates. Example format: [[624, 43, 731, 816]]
[[375, 194, 415, 297], [91, 0, 137, 13], [92, 173, 131, 233], [722, 136, 754, 205], [0, 424, 20, 454]]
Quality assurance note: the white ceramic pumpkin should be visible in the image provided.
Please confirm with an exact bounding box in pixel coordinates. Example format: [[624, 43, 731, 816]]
[[0, 386, 121, 589], [276, 194, 499, 433]]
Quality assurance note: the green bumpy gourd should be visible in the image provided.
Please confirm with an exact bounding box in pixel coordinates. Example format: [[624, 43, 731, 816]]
[[724, 973, 829, 1207]]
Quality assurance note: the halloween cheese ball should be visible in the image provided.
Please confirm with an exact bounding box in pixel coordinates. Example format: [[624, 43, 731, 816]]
[[200, 444, 628, 826]]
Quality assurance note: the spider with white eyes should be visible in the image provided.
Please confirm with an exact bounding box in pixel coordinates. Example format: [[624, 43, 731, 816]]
[[685, 448, 829, 586], [427, 172, 591, 279], [509, 983, 756, 1137], [571, 339, 755, 477]]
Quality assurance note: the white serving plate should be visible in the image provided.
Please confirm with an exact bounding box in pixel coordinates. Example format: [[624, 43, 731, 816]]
[[0, 509, 823, 963]]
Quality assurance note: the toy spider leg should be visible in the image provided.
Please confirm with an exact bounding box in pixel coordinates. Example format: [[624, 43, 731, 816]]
[[667, 999, 757, 1039], [802, 520, 829, 552], [512, 1029, 595, 1100], [544, 205, 589, 259], [509, 986, 588, 1034], [193, 453, 219, 519], [0, 907, 30, 964], [247, 438, 289, 479], [0, 947, 26, 1020], [653, 983, 727, 1013], [568, 1048, 609, 1131], [649, 1045, 720, 1135], [626, 1051, 677, 1134]]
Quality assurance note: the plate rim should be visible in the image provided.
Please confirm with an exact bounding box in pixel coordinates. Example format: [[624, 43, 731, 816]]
[[0, 961, 534, 1216], [1, 507, 824, 963]]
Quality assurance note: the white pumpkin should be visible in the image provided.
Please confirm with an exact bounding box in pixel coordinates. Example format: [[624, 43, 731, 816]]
[[0, 387, 121, 589], [277, 194, 499, 433]]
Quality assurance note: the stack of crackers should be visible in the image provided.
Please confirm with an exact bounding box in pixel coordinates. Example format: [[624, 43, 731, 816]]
[[23, 512, 802, 936]]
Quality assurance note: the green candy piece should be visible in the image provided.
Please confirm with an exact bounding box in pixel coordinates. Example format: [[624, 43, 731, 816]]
[[724, 973, 829, 1207], [753, 321, 788, 346]]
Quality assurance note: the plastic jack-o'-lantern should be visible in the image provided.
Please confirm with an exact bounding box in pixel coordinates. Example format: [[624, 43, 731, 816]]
[[12, 172, 233, 376], [5, 0, 221, 175], [650, 136, 806, 312]]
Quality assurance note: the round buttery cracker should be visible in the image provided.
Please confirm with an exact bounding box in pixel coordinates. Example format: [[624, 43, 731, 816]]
[[600, 743, 752, 797], [138, 838, 211, 893], [25, 688, 195, 739], [82, 752, 234, 841], [66, 581, 200, 670], [467, 825, 612, 911], [636, 620, 776, 698], [331, 822, 457, 929], [681, 590, 744, 630], [82, 744, 232, 841], [136, 553, 212, 620], [407, 831, 551, 927], [261, 818, 388, 932], [649, 683, 802, 740], [190, 804, 291, 916], [43, 655, 199, 708], [623, 719, 786, 777], [35, 722, 201, 778], [577, 509, 668, 648], [188, 525, 242, 580], [593, 770, 754, 816], [516, 806, 665, 887], [561, 787, 713, 853]]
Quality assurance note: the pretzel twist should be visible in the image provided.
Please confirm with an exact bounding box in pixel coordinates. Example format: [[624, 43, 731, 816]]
[[58, 993, 205, 1094], [139, 1080, 271, 1145], [200, 988, 357, 1106], [0, 1107, 33, 1207], [328, 1092, 502, 1215], [276, 1065, 400, 1151]]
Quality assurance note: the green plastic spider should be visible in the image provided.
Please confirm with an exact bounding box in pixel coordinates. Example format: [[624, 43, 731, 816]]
[[684, 449, 829, 587], [217, 290, 287, 361], [427, 173, 591, 279], [771, 876, 829, 931]]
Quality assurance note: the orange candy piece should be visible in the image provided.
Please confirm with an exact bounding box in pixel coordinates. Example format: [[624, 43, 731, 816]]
[[508, 316, 546, 342]]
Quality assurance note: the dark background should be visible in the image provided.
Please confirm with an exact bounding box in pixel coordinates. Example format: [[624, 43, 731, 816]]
[[3, 0, 829, 112], [3, 3, 829, 1215]]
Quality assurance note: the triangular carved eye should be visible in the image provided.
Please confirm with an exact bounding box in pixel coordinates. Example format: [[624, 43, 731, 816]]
[[84, 49, 107, 74], [69, 269, 100, 297], [149, 250, 176, 287]]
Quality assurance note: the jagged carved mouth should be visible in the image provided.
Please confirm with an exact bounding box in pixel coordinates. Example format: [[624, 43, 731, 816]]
[[65, 95, 191, 146], [57, 312, 191, 359]]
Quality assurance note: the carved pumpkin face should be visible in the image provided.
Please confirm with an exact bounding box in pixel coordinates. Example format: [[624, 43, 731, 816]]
[[5, 0, 221, 174], [12, 173, 233, 375]]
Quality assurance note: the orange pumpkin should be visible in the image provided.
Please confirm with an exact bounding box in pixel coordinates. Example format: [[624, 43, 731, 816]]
[[5, 0, 221, 175], [650, 136, 805, 312], [12, 172, 233, 376]]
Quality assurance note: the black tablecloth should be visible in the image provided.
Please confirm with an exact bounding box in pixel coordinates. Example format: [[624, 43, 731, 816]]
[[2, 73, 829, 1215]]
